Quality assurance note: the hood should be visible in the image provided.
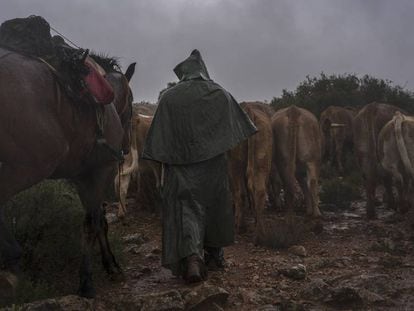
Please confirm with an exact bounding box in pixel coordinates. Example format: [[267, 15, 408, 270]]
[[173, 49, 211, 81]]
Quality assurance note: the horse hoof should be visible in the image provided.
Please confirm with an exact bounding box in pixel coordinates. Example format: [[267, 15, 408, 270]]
[[0, 272, 18, 302]]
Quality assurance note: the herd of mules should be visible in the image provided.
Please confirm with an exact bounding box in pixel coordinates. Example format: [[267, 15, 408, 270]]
[[1, 43, 414, 302], [119, 101, 414, 226]]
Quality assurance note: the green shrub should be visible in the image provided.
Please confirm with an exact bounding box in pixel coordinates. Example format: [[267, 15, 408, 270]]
[[271, 73, 414, 117], [13, 278, 58, 306], [3, 180, 84, 279], [1, 180, 123, 305]]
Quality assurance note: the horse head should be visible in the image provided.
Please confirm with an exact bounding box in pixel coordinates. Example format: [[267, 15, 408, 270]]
[[102, 61, 136, 156]]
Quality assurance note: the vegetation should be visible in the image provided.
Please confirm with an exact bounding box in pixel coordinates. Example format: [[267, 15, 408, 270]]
[[1, 180, 123, 306], [271, 73, 414, 116]]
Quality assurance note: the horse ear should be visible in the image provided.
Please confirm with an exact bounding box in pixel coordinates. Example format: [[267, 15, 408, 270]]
[[125, 62, 136, 82]]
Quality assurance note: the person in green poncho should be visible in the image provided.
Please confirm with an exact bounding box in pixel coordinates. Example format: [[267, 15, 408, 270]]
[[142, 49, 257, 282]]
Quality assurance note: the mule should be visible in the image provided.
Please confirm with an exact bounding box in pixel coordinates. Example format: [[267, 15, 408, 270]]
[[0, 47, 135, 298]]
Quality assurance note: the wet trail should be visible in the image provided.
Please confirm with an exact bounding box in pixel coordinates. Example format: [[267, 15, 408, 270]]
[[96, 199, 414, 310]]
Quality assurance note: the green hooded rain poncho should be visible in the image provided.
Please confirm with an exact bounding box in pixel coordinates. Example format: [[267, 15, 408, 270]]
[[142, 49, 257, 276]]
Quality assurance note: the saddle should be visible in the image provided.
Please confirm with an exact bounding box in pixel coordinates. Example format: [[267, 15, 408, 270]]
[[0, 15, 114, 106]]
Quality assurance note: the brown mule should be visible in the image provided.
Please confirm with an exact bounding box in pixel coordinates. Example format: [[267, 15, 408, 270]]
[[0, 47, 135, 299]]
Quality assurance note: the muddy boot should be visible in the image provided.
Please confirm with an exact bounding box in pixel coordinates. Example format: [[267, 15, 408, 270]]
[[184, 254, 207, 283], [204, 247, 225, 271]]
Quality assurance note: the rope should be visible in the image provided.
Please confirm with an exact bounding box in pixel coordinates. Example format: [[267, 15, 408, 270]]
[[50, 25, 81, 49], [37, 57, 58, 73]]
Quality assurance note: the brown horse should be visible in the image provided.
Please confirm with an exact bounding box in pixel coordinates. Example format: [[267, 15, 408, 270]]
[[0, 47, 135, 298]]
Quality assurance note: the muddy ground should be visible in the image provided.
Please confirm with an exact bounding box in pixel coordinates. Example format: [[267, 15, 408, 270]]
[[90, 198, 414, 310]]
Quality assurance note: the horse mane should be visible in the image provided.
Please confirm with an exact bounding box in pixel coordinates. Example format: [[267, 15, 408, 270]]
[[89, 51, 121, 73]]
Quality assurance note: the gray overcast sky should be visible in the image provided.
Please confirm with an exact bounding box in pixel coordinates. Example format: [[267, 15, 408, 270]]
[[1, 0, 414, 103]]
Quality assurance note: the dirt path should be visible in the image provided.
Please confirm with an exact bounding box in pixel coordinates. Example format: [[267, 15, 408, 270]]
[[96, 200, 414, 310]]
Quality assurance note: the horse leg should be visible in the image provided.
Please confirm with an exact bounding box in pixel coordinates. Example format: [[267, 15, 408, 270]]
[[335, 139, 344, 174], [307, 162, 321, 217], [114, 172, 130, 218], [227, 157, 247, 233], [247, 171, 267, 227], [268, 163, 281, 210], [297, 174, 311, 215], [366, 177, 377, 219], [383, 174, 395, 211], [76, 165, 121, 298], [279, 166, 296, 216]]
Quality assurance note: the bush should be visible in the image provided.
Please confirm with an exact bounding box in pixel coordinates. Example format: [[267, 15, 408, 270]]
[[271, 73, 414, 117], [12, 278, 58, 306], [1, 180, 84, 304], [3, 180, 84, 278], [1, 180, 123, 306]]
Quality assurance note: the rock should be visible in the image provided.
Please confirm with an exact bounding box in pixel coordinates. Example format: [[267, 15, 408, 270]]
[[138, 289, 184, 311], [151, 247, 162, 255], [182, 283, 229, 310], [105, 212, 118, 224], [288, 245, 307, 257], [275, 300, 305, 311], [138, 241, 160, 255], [17, 295, 93, 311], [329, 286, 363, 306], [203, 303, 224, 311], [57, 296, 94, 311], [18, 299, 60, 311], [140, 267, 152, 274], [340, 273, 391, 296], [371, 238, 396, 253], [379, 254, 403, 268], [124, 244, 141, 254], [311, 258, 331, 269], [122, 233, 148, 244], [145, 253, 160, 260], [255, 215, 305, 248], [258, 305, 280, 311], [239, 288, 264, 305], [280, 264, 307, 280], [257, 287, 280, 305], [300, 278, 332, 300], [358, 289, 385, 303]]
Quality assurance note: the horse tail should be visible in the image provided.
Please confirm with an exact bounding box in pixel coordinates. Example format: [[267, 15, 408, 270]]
[[246, 107, 257, 221], [287, 106, 299, 175], [366, 109, 380, 176]]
